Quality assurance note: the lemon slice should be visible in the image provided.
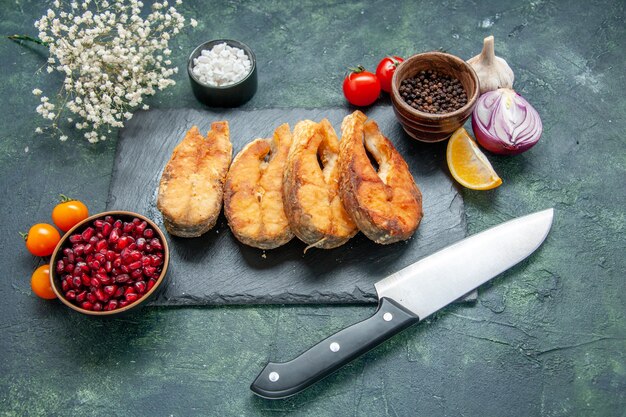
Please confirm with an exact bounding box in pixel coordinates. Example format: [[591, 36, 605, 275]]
[[446, 128, 502, 190]]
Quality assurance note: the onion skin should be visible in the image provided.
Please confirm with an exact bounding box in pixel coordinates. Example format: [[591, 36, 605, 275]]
[[471, 88, 542, 155]]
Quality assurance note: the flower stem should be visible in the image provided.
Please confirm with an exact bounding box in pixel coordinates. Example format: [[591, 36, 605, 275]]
[[8, 34, 49, 47]]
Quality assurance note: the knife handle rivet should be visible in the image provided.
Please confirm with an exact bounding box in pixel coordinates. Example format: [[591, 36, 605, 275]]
[[268, 372, 279, 382], [383, 312, 393, 322], [329, 342, 340, 352]]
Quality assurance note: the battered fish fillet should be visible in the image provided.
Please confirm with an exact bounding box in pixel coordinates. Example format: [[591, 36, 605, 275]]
[[157, 122, 232, 237], [283, 119, 357, 250], [224, 124, 294, 249], [339, 111, 423, 244]]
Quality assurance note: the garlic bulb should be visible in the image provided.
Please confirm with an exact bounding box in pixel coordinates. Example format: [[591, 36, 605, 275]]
[[467, 36, 514, 94]]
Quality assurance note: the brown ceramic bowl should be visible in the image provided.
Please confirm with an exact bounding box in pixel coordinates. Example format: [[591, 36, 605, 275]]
[[390, 51, 480, 142], [49, 211, 169, 316]]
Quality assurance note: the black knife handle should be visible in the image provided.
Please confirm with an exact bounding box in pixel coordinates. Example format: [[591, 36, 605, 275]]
[[250, 298, 420, 399]]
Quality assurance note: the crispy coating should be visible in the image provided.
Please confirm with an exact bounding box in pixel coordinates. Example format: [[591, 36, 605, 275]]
[[283, 119, 357, 250], [224, 124, 294, 249], [157, 122, 232, 237], [339, 111, 423, 244]]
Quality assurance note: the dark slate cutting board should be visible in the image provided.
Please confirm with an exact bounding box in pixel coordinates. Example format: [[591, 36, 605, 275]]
[[107, 106, 469, 306]]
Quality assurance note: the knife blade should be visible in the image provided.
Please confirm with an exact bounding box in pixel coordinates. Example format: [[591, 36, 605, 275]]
[[251, 208, 554, 399]]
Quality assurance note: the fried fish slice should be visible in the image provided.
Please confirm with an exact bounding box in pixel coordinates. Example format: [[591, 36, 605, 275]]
[[339, 111, 423, 244], [157, 122, 232, 237], [224, 124, 294, 249], [283, 119, 357, 250]]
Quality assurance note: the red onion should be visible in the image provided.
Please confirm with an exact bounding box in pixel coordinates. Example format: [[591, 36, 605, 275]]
[[471, 88, 542, 155]]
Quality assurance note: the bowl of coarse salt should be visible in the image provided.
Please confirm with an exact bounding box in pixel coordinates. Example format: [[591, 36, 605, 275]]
[[188, 39, 257, 107]]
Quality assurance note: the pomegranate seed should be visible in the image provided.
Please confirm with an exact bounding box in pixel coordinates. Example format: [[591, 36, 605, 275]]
[[113, 219, 122, 229], [150, 238, 163, 251], [90, 278, 101, 287], [150, 255, 163, 266], [132, 217, 141, 225], [126, 293, 139, 303], [94, 219, 105, 229], [136, 238, 147, 251], [65, 290, 76, 300], [136, 221, 147, 235], [105, 261, 112, 273], [69, 234, 83, 244], [147, 278, 157, 291], [81, 274, 91, 286], [102, 222, 112, 237], [119, 300, 129, 308], [89, 236, 99, 246], [134, 281, 147, 293], [81, 227, 95, 241], [120, 265, 130, 274], [106, 299, 118, 311], [72, 277, 82, 288], [109, 228, 120, 244], [63, 248, 75, 263], [87, 292, 97, 304], [81, 301, 94, 310], [94, 253, 106, 263], [83, 243, 94, 254], [56, 260, 65, 273], [73, 266, 82, 277], [117, 236, 130, 250], [106, 250, 117, 261], [96, 232, 104, 240], [95, 288, 107, 302], [104, 215, 114, 224], [92, 302, 103, 311], [76, 291, 87, 303], [128, 243, 138, 251], [143, 228, 154, 239], [114, 287, 125, 298], [74, 244, 85, 256], [128, 261, 142, 270], [145, 244, 152, 252], [115, 274, 130, 284], [100, 275, 113, 286], [131, 269, 143, 279], [130, 251, 142, 262], [96, 239, 107, 252], [143, 266, 157, 277], [103, 285, 118, 296], [89, 260, 100, 270], [123, 222, 134, 233], [124, 286, 135, 295], [142, 256, 152, 267]]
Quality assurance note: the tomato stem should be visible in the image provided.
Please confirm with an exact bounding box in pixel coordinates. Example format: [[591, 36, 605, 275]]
[[59, 194, 73, 203], [347, 65, 366, 74], [19, 232, 28, 241]]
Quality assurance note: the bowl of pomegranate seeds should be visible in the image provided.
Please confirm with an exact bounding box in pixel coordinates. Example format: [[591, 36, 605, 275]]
[[49, 211, 169, 315]]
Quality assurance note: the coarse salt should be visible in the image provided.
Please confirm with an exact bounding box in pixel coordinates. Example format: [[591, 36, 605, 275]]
[[192, 42, 252, 87]]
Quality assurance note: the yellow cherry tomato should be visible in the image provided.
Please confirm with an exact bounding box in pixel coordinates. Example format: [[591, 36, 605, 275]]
[[23, 223, 61, 257], [52, 195, 89, 232], [31, 265, 57, 299]]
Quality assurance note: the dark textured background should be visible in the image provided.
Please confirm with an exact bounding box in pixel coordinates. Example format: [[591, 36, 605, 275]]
[[1, 0, 624, 416]]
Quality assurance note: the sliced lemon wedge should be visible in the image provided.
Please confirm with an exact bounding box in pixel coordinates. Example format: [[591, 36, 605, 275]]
[[446, 128, 502, 190]]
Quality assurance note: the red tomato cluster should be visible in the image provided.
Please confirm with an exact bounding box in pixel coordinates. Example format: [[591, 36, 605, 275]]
[[21, 195, 89, 300], [342, 56, 404, 107]]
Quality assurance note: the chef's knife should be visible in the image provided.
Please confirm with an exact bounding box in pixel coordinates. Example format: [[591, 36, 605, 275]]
[[251, 208, 554, 399]]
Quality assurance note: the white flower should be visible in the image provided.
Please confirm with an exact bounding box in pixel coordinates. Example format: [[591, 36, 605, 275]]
[[32, 0, 194, 142], [190, 18, 197, 27], [60, 135, 68, 141], [35, 127, 43, 133]]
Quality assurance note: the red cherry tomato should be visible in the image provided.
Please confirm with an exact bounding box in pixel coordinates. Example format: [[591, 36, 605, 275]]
[[376, 56, 404, 93], [343, 66, 381, 107]]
